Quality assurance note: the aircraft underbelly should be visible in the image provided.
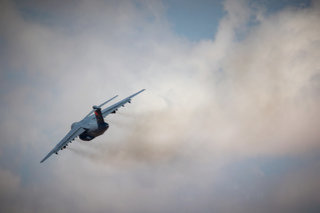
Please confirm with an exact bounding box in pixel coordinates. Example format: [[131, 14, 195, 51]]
[[79, 123, 109, 141]]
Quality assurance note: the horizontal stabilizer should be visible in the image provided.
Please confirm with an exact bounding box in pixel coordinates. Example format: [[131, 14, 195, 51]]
[[83, 95, 118, 119]]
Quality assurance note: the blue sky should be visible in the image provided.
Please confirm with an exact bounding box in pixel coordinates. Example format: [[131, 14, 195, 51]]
[[0, 0, 319, 212], [164, 0, 224, 41], [13, 0, 312, 42], [165, 0, 311, 41]]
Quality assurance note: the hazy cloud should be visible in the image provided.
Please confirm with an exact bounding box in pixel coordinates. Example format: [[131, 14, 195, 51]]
[[1, 0, 319, 212]]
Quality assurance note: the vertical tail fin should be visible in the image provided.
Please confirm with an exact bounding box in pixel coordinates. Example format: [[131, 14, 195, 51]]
[[93, 106, 105, 126]]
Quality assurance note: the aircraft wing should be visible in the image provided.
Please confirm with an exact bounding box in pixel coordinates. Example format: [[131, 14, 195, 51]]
[[101, 89, 145, 118], [40, 127, 85, 163]]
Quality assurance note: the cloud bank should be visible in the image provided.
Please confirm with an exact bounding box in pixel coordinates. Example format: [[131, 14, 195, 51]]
[[0, 0, 319, 212]]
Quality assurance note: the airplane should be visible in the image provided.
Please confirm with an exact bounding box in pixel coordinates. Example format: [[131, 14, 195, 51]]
[[40, 89, 145, 163]]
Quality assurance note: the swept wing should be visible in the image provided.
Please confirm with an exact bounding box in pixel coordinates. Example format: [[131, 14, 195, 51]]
[[40, 126, 85, 163], [101, 89, 145, 118]]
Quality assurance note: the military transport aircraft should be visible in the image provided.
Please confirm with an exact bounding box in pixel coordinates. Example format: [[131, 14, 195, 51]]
[[40, 89, 145, 163]]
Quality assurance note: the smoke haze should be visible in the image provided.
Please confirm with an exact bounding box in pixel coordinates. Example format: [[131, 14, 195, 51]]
[[0, 0, 319, 212]]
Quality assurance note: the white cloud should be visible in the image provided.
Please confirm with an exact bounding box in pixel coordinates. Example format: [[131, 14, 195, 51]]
[[0, 0, 320, 212]]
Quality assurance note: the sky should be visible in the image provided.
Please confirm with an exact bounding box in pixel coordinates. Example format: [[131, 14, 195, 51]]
[[0, 0, 319, 212]]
